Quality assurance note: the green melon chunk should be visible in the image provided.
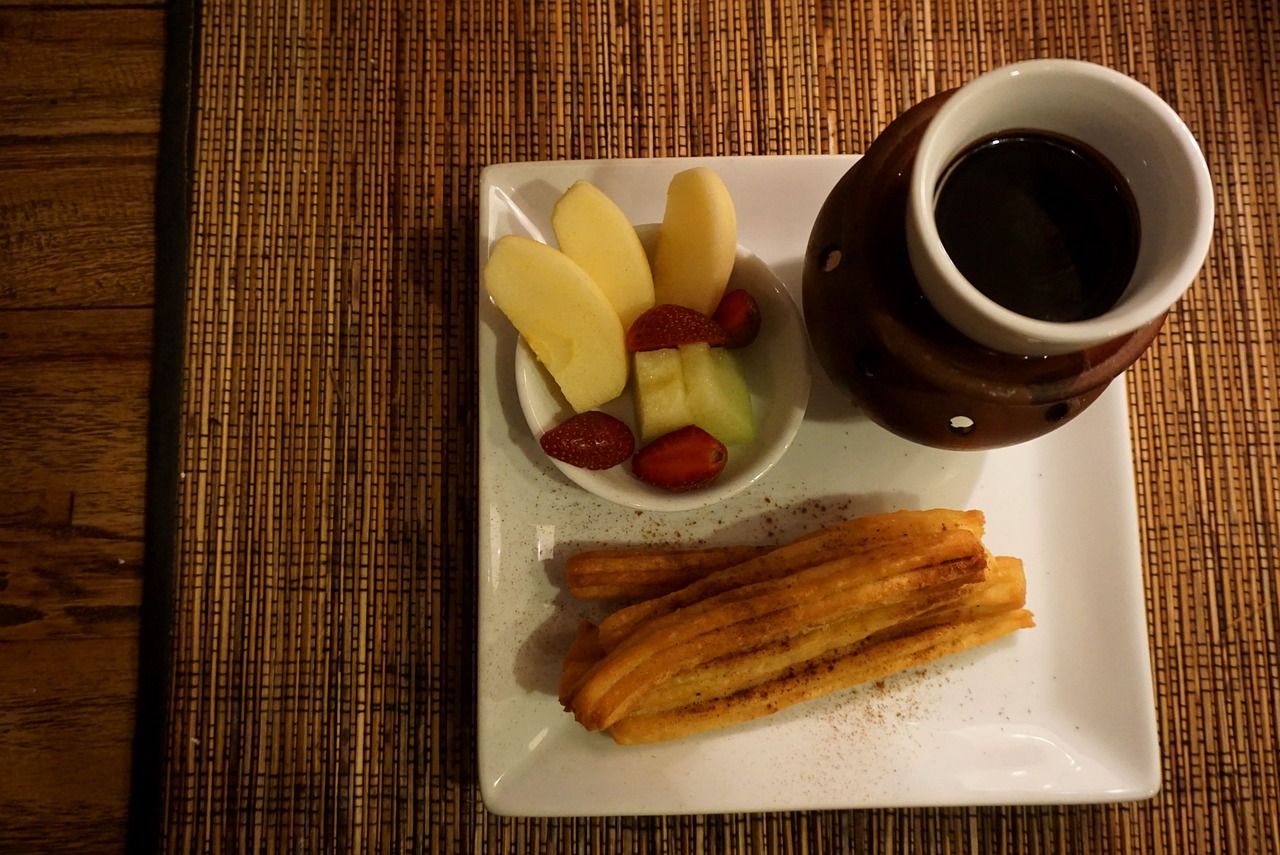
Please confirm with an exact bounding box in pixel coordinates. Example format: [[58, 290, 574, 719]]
[[679, 342, 756, 446], [633, 348, 695, 441]]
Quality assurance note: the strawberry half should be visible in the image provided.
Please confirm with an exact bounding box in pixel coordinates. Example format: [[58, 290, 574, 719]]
[[540, 411, 635, 470], [626, 304, 728, 352], [631, 425, 728, 492], [711, 289, 762, 348]]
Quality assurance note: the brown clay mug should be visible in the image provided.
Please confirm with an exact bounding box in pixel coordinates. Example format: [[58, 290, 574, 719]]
[[803, 60, 1213, 449]]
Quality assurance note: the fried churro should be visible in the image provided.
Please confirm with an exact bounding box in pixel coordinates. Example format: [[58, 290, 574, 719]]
[[558, 620, 604, 709], [565, 544, 772, 600], [556, 509, 1034, 744], [596, 509, 985, 652], [623, 555, 1027, 719], [570, 529, 987, 731], [609, 609, 1035, 744]]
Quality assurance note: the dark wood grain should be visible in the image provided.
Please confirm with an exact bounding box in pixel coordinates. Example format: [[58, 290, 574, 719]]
[[0, 8, 164, 137], [0, 0, 161, 6], [0, 3, 163, 852], [0, 309, 152, 492], [0, 139, 157, 308], [0, 637, 138, 853]]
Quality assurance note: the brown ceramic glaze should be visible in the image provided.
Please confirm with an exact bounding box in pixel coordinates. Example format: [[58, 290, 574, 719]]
[[803, 90, 1164, 450]]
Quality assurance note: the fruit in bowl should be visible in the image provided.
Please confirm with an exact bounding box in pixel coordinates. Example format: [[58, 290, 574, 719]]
[[650, 166, 739, 316], [483, 167, 809, 510], [552, 179, 655, 329], [483, 235, 628, 413]]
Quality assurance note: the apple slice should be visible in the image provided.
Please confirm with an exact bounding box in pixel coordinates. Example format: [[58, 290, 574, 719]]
[[552, 180, 656, 328], [633, 348, 695, 441], [652, 167, 738, 316], [680, 342, 756, 445], [483, 235, 627, 413]]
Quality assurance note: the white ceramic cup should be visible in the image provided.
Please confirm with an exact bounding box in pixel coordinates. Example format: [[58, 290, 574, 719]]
[[906, 59, 1214, 356]]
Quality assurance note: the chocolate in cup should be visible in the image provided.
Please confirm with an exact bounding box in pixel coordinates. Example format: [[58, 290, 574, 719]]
[[803, 92, 1163, 450], [803, 61, 1212, 450]]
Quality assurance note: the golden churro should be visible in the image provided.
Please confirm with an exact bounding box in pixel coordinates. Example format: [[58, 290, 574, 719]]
[[625, 555, 1023, 718], [565, 544, 771, 600], [557, 509, 1034, 744], [570, 529, 987, 731], [558, 620, 604, 709], [596, 509, 984, 651], [609, 609, 1035, 744]]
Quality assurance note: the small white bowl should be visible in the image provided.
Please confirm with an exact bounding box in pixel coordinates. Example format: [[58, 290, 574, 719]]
[[515, 229, 810, 512], [906, 59, 1214, 356]]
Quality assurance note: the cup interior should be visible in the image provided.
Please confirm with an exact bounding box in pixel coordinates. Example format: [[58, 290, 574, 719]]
[[908, 59, 1214, 355]]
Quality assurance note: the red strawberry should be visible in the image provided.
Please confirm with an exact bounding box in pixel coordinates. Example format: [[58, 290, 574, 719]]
[[626, 304, 728, 352], [540, 411, 635, 470], [711, 289, 762, 348], [631, 425, 728, 492]]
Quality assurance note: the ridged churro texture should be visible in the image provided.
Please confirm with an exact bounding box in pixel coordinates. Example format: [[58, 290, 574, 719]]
[[559, 509, 1033, 743], [565, 544, 772, 600]]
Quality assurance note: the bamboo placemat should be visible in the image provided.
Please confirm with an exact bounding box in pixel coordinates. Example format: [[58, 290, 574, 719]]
[[144, 0, 1279, 851]]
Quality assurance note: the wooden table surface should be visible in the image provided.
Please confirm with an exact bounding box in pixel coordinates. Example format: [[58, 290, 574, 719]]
[[3, 1, 1278, 853], [0, 1, 163, 850]]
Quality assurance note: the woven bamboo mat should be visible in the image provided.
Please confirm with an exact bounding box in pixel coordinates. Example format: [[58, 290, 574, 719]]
[[150, 0, 1279, 851]]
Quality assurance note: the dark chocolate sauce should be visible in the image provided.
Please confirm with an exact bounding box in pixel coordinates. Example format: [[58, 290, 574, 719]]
[[934, 131, 1140, 323]]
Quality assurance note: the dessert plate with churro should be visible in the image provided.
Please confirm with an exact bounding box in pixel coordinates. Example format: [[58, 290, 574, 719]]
[[477, 156, 1160, 816]]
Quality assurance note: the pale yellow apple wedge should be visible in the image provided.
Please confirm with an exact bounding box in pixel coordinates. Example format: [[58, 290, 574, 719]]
[[652, 167, 738, 316], [552, 180, 656, 329], [483, 235, 628, 413]]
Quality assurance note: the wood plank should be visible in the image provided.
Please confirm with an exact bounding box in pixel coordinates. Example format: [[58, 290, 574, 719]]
[[0, 136, 157, 309], [0, 304, 153, 359], [0, 529, 143, 641], [0, 310, 149, 639], [0, 0, 160, 6], [0, 4, 163, 852], [0, 304, 149, 655], [0, 7, 165, 137], [0, 308, 152, 492], [0, 636, 135, 854], [0, 491, 72, 528]]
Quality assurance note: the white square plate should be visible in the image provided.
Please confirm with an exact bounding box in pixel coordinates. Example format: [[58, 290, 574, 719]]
[[477, 156, 1159, 816]]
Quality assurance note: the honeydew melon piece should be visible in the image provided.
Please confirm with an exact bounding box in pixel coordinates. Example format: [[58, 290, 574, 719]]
[[483, 235, 627, 413], [652, 167, 738, 316], [552, 180, 656, 328], [679, 342, 756, 446], [633, 348, 695, 441]]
